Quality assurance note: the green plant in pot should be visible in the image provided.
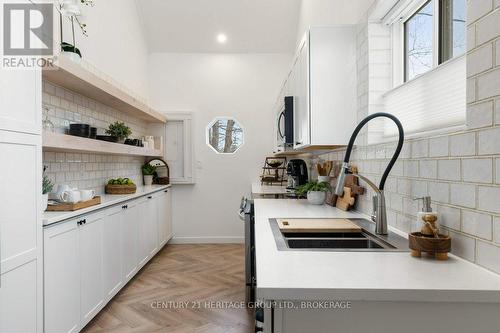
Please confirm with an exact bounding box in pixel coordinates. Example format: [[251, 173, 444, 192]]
[[296, 181, 330, 205], [106, 121, 132, 143], [142, 163, 157, 186], [42, 166, 54, 211]]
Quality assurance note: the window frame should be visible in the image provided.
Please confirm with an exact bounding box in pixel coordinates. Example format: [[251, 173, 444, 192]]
[[392, 0, 464, 86]]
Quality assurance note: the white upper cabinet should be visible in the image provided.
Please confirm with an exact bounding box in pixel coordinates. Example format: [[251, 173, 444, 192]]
[[0, 69, 41, 135], [290, 27, 357, 149]]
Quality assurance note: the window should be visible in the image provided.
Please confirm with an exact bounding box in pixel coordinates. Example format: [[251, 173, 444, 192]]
[[403, 0, 465, 82], [405, 1, 434, 81], [206, 117, 244, 154]]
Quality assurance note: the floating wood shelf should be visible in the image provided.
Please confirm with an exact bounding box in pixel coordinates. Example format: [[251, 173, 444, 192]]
[[43, 132, 163, 157], [42, 57, 166, 123], [274, 145, 346, 157]]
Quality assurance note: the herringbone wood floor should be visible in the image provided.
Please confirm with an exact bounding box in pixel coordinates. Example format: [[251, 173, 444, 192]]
[[82, 244, 253, 333]]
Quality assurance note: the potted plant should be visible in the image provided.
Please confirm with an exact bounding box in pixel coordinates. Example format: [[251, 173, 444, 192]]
[[42, 166, 54, 211], [142, 164, 156, 186], [58, 0, 93, 62], [296, 181, 330, 205], [105, 121, 132, 143]]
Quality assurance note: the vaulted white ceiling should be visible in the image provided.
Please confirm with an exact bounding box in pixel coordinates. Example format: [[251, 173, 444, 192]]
[[136, 0, 301, 53]]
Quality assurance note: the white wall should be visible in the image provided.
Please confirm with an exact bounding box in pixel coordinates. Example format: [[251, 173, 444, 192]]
[[296, 0, 375, 44], [148, 53, 292, 242], [57, 0, 150, 100]]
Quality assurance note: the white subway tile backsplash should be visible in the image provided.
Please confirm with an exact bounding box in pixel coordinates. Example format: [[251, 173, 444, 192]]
[[467, 25, 476, 52], [429, 136, 449, 157], [438, 159, 461, 181], [404, 160, 419, 177], [477, 67, 500, 100], [476, 8, 500, 45], [411, 180, 428, 198], [478, 127, 500, 155], [450, 183, 476, 208], [496, 158, 500, 183], [428, 182, 450, 203], [494, 217, 500, 244], [496, 98, 500, 124], [478, 186, 500, 213], [466, 100, 494, 129], [411, 140, 428, 158], [467, 78, 476, 104], [467, 0, 493, 23], [462, 210, 493, 240], [467, 43, 493, 76], [449, 132, 476, 156], [437, 205, 461, 230], [462, 158, 493, 183], [477, 241, 500, 274], [448, 230, 476, 262], [419, 160, 437, 179]]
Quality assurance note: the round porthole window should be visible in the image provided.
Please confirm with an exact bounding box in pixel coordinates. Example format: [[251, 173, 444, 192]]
[[206, 117, 244, 154]]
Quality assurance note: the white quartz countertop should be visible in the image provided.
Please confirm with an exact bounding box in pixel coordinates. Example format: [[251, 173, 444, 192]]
[[43, 185, 171, 226], [254, 199, 500, 303], [251, 182, 288, 195]]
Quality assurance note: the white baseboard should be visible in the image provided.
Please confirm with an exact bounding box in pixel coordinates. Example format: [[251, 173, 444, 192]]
[[170, 236, 244, 244]]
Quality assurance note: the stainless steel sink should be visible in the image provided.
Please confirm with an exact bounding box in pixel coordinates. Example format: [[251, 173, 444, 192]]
[[270, 218, 409, 252]]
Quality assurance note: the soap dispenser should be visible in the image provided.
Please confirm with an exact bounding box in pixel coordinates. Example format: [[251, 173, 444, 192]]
[[414, 196, 439, 236]]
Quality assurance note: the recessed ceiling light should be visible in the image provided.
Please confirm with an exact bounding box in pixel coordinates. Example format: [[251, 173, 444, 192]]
[[217, 33, 227, 44]]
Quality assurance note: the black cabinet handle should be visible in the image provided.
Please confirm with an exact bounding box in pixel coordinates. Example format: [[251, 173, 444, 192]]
[[295, 141, 302, 145], [147, 196, 152, 199], [164, 190, 168, 193], [82, 219, 86, 225], [122, 204, 128, 209]]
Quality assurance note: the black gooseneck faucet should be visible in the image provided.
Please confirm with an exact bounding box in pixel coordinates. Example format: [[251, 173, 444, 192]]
[[334, 112, 405, 235]]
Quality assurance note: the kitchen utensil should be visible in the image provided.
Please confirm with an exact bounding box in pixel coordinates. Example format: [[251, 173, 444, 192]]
[[79, 189, 95, 201], [60, 190, 81, 203], [336, 187, 355, 211], [276, 218, 362, 233], [46, 196, 101, 212]]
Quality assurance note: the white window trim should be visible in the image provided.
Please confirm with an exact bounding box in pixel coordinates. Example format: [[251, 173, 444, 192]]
[[389, 0, 439, 87], [164, 112, 195, 185]]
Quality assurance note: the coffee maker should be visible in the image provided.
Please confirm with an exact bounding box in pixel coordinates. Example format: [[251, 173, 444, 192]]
[[286, 159, 308, 191]]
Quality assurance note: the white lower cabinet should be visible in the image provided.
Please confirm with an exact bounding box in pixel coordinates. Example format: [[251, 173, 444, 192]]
[[43, 188, 172, 333], [157, 188, 173, 247], [103, 206, 124, 301], [121, 201, 139, 281], [44, 220, 80, 333], [79, 212, 105, 326]]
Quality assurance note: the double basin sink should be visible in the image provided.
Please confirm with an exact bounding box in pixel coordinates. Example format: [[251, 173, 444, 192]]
[[270, 218, 409, 252]]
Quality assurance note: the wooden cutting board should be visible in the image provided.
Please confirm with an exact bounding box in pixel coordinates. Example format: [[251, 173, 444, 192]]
[[277, 218, 361, 233]]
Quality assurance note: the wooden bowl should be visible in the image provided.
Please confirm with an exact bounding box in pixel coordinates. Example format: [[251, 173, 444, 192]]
[[409, 232, 451, 260]]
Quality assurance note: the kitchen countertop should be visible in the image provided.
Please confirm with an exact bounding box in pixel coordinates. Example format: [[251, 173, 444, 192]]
[[43, 185, 171, 226], [251, 182, 289, 196], [254, 199, 500, 303]]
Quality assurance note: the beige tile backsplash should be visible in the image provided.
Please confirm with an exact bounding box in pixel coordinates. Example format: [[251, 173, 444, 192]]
[[42, 80, 148, 193]]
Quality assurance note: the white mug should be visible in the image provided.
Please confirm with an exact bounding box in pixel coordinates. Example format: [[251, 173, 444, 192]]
[[50, 184, 71, 200], [79, 189, 95, 201], [61, 190, 81, 203]]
